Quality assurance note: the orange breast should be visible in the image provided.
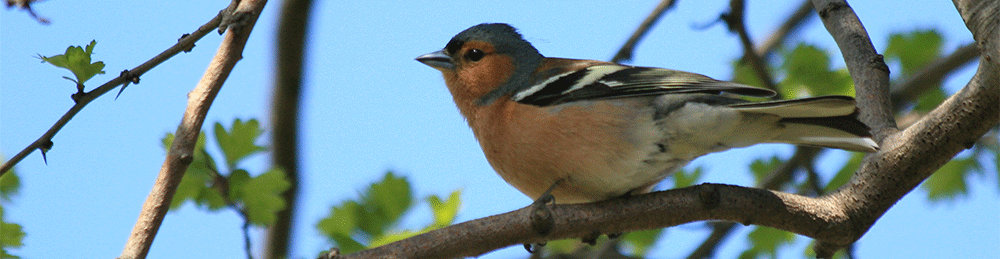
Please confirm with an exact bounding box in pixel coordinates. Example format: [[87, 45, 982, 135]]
[[467, 98, 658, 203]]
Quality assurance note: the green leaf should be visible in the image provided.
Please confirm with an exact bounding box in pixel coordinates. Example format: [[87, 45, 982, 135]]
[[0, 161, 20, 202], [427, 190, 461, 228], [913, 87, 948, 113], [672, 167, 703, 188], [740, 226, 795, 259], [162, 133, 225, 210], [233, 167, 290, 226], [824, 153, 864, 193], [38, 40, 106, 87], [780, 44, 853, 98], [750, 156, 784, 184], [318, 201, 361, 238], [356, 172, 413, 237], [213, 119, 266, 170], [317, 201, 365, 253], [1, 206, 26, 258], [369, 230, 423, 248], [622, 228, 665, 256], [329, 232, 365, 255], [731, 60, 766, 88], [885, 30, 943, 76], [922, 157, 979, 202]]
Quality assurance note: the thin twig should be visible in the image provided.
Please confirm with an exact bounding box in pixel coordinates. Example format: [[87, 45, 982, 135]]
[[118, 1, 267, 258], [755, 1, 814, 57], [0, 8, 224, 176], [610, 0, 678, 63], [723, 0, 779, 91]]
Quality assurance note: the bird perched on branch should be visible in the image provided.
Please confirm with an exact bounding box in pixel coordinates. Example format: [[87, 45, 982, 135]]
[[416, 23, 878, 204]]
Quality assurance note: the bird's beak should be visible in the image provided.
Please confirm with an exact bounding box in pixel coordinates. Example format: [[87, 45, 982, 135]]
[[416, 50, 454, 70]]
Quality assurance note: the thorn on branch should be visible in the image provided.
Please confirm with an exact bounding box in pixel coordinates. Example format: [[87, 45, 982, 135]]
[[872, 54, 890, 74], [39, 139, 53, 164], [178, 33, 195, 52], [116, 69, 141, 100]]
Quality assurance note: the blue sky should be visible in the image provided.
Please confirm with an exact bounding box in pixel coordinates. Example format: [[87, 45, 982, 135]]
[[2, 1, 996, 258]]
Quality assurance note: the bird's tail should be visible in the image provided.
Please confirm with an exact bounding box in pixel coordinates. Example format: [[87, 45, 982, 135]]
[[729, 96, 879, 152]]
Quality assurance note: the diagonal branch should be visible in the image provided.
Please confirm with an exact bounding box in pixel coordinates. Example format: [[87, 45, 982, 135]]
[[610, 0, 678, 63], [118, 1, 268, 258], [0, 7, 225, 176], [755, 1, 814, 57], [334, 0, 997, 258], [723, 0, 779, 91], [810, 0, 896, 141]]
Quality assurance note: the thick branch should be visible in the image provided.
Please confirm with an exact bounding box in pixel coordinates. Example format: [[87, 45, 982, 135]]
[[118, 1, 267, 258], [265, 0, 314, 258], [337, 183, 869, 259], [610, 0, 678, 63], [811, 0, 897, 141]]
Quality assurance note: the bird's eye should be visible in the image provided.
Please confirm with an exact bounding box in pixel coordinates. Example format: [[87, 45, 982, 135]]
[[466, 49, 485, 61]]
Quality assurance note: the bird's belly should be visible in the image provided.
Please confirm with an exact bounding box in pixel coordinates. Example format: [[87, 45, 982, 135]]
[[474, 99, 682, 203]]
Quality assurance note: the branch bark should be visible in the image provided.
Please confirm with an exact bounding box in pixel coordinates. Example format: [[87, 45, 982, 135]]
[[0, 9, 225, 176], [118, 1, 268, 258], [266, 0, 314, 258], [610, 0, 678, 63], [333, 0, 998, 258]]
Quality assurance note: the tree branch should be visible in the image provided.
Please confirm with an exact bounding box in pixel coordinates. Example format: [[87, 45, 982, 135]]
[[0, 6, 225, 176], [610, 0, 678, 63], [265, 0, 314, 258], [333, 0, 997, 258], [810, 0, 896, 141], [755, 1, 814, 57], [118, 1, 268, 258], [723, 0, 779, 91]]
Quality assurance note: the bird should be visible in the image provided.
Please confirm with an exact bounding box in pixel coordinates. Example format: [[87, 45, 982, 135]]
[[416, 23, 878, 204]]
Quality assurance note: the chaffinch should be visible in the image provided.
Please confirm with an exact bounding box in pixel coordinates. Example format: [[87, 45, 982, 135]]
[[416, 23, 878, 204]]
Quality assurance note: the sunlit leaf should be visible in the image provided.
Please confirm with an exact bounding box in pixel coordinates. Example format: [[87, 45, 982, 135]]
[[750, 156, 784, 184], [356, 172, 413, 237], [922, 157, 980, 202], [780, 44, 853, 98], [740, 226, 794, 259], [1, 204, 25, 259], [885, 30, 943, 76], [38, 40, 106, 87], [213, 119, 266, 170], [623, 228, 664, 256], [234, 167, 289, 225], [673, 167, 703, 188], [427, 190, 461, 228], [0, 159, 20, 202]]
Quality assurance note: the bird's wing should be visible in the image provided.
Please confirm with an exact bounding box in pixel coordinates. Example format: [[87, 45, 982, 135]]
[[513, 61, 775, 106]]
